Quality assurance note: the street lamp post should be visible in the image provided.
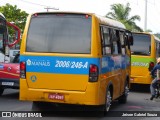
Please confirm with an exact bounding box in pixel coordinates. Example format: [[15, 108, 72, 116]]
[[144, 0, 148, 31]]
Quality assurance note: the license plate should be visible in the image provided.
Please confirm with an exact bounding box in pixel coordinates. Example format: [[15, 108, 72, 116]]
[[48, 93, 64, 101], [130, 78, 134, 81], [1, 82, 14, 86]]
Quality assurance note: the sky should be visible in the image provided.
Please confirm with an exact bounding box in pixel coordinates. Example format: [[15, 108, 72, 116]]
[[0, 0, 160, 33]]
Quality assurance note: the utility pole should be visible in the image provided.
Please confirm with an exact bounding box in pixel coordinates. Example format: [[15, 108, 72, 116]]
[[144, 0, 148, 31], [44, 6, 59, 12]]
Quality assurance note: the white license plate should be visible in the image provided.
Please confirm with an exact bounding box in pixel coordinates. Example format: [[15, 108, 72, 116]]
[[48, 93, 64, 101], [130, 78, 134, 81], [2, 82, 14, 86]]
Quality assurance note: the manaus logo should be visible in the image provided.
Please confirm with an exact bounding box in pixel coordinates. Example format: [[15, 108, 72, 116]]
[[27, 59, 32, 66], [30, 75, 37, 82]]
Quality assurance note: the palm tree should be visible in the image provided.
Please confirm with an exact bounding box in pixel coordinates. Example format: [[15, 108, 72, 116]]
[[106, 3, 143, 32]]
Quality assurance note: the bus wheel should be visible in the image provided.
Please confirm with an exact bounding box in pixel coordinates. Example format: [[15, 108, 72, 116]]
[[118, 81, 129, 104], [0, 88, 4, 96], [105, 88, 112, 112]]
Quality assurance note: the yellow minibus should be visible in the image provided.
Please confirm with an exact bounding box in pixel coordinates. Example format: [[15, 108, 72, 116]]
[[20, 12, 133, 112], [131, 32, 160, 85]]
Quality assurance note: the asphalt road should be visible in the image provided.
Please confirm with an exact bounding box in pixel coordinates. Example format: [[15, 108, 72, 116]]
[[0, 85, 160, 120]]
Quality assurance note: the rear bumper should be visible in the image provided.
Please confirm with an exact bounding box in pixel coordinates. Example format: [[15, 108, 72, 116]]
[[0, 78, 19, 89], [20, 79, 104, 106], [130, 75, 152, 85]]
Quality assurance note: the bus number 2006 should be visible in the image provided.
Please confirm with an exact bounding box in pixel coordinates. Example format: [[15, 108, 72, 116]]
[[55, 60, 88, 69]]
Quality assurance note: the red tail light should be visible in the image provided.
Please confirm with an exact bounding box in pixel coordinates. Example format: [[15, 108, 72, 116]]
[[20, 62, 26, 78], [148, 62, 154, 71], [90, 65, 98, 73], [89, 64, 99, 82], [150, 62, 154, 67]]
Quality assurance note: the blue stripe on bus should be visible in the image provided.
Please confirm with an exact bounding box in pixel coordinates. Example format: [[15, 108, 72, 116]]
[[20, 55, 129, 74], [20, 56, 100, 74]]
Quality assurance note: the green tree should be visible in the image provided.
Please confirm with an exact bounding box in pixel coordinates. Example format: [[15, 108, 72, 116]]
[[0, 3, 28, 44], [106, 3, 143, 32]]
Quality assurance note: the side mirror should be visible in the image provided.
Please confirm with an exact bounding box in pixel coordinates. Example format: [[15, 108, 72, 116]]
[[0, 39, 3, 49], [158, 43, 160, 55], [125, 30, 133, 46], [129, 36, 133, 46], [158, 48, 160, 54], [6, 22, 21, 48]]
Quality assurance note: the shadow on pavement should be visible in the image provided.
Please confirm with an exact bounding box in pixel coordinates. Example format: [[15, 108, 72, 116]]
[[0, 89, 19, 99], [130, 84, 150, 93]]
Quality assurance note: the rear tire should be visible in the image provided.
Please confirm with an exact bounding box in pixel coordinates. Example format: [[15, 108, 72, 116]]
[[104, 88, 112, 112], [118, 81, 129, 104]]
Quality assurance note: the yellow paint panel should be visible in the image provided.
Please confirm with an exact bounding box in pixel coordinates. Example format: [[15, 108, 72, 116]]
[[26, 72, 88, 91]]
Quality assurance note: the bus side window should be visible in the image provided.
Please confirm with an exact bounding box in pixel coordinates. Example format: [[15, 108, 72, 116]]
[[101, 26, 111, 55], [0, 34, 3, 49], [111, 29, 121, 55], [120, 31, 126, 55], [156, 42, 160, 57], [0, 32, 7, 54]]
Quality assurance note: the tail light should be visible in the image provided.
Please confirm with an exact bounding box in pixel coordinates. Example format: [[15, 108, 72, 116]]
[[148, 62, 154, 71], [20, 62, 26, 78], [89, 64, 99, 82]]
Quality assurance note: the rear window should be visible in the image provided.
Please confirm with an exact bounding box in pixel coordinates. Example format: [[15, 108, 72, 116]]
[[26, 14, 92, 54], [131, 33, 151, 56]]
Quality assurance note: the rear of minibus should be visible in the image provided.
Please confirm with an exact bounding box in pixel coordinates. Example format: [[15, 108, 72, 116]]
[[20, 12, 102, 105], [130, 33, 155, 85]]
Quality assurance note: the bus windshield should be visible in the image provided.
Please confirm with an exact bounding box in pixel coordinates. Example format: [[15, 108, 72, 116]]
[[131, 33, 151, 56], [0, 16, 7, 54], [26, 14, 92, 54]]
